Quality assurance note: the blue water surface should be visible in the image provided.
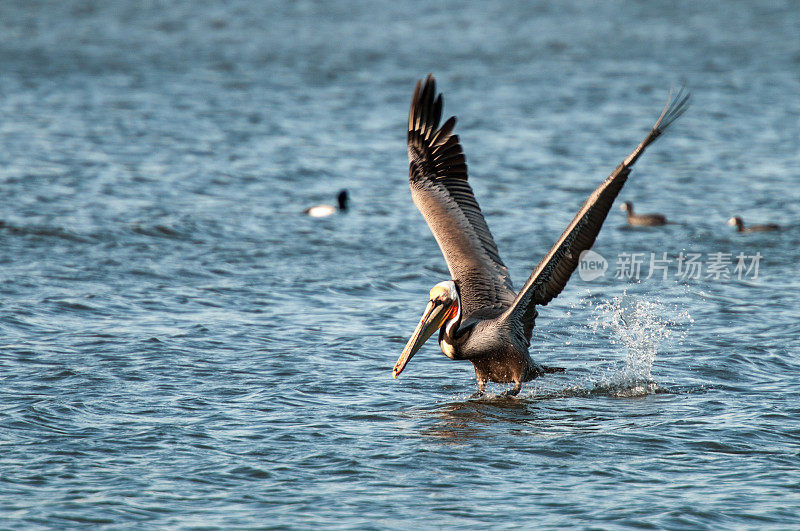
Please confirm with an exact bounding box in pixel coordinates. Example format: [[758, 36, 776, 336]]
[[1, 0, 799, 527]]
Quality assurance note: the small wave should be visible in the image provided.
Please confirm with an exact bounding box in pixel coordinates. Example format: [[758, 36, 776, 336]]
[[589, 380, 660, 398], [0, 220, 94, 243], [130, 223, 199, 242]]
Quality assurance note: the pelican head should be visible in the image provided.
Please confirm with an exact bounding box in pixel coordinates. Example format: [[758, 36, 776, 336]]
[[620, 201, 633, 213], [393, 280, 460, 379], [728, 216, 743, 229]]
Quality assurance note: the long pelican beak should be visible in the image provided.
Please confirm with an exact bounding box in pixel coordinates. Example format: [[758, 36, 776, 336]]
[[393, 301, 452, 379]]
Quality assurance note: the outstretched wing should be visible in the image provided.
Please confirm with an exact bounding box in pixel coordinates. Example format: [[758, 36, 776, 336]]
[[503, 88, 690, 340], [407, 75, 516, 317]]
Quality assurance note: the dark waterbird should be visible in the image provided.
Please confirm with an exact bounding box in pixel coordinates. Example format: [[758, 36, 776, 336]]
[[728, 216, 780, 233], [393, 75, 689, 397], [303, 189, 348, 217], [620, 201, 668, 226]]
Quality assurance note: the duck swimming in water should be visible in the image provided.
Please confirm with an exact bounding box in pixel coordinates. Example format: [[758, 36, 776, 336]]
[[728, 216, 780, 233], [304, 190, 348, 217], [620, 201, 668, 226], [393, 75, 689, 396]]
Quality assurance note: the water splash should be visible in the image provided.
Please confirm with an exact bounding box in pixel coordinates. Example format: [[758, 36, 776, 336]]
[[468, 292, 692, 401], [586, 292, 691, 397]]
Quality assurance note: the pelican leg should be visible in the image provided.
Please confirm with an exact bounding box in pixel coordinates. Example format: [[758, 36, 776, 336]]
[[469, 379, 487, 399], [501, 382, 522, 397]]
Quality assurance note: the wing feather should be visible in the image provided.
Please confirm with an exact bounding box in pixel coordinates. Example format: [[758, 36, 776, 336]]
[[503, 88, 690, 340], [408, 75, 516, 316]]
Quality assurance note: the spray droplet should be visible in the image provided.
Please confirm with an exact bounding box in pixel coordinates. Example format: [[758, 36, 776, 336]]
[[587, 292, 691, 396]]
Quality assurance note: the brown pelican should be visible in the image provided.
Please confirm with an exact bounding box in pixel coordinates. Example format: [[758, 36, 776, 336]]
[[620, 201, 668, 226], [304, 190, 348, 217], [728, 216, 780, 233], [393, 75, 689, 396]]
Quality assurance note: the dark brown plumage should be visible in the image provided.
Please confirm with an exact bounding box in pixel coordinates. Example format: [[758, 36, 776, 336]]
[[394, 75, 689, 396], [728, 216, 780, 233], [620, 201, 668, 226]]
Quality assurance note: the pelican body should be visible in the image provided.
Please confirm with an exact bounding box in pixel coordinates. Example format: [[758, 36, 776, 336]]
[[393, 75, 689, 396]]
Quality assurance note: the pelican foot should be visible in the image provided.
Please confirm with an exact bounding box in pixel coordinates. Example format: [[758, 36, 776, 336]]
[[500, 383, 522, 397], [470, 380, 487, 399]]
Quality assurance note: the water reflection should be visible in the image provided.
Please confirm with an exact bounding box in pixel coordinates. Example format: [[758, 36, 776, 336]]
[[406, 381, 700, 443], [413, 398, 541, 443]]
